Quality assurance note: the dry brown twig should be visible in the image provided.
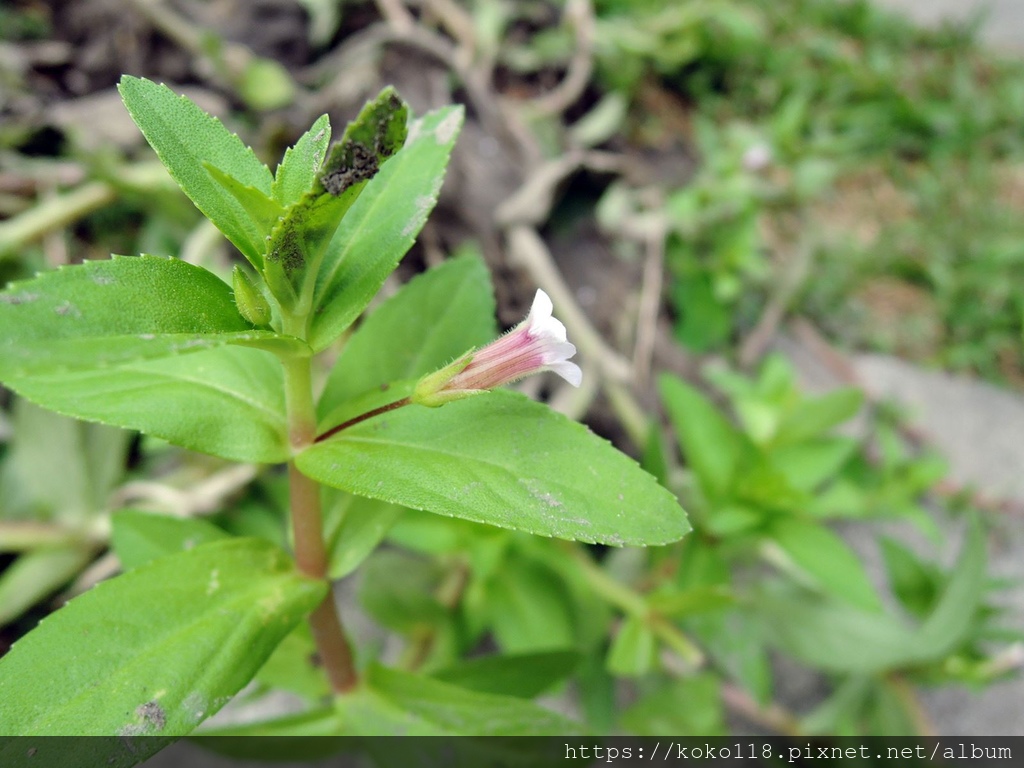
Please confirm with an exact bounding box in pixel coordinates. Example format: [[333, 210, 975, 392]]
[[633, 214, 667, 388], [739, 229, 813, 369], [720, 682, 802, 736], [526, 0, 596, 117], [420, 0, 480, 72], [111, 463, 259, 518], [506, 225, 633, 384], [374, 0, 417, 34]]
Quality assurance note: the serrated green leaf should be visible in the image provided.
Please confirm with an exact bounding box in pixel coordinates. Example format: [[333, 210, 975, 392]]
[[620, 675, 725, 736], [486, 556, 576, 653], [659, 374, 747, 502], [647, 585, 735, 617], [196, 708, 342, 738], [335, 664, 582, 735], [0, 399, 128, 523], [733, 458, 808, 512], [431, 650, 580, 699], [0, 255, 306, 378], [318, 253, 496, 428], [111, 510, 230, 571], [273, 115, 332, 205], [308, 105, 465, 352], [878, 537, 940, 620], [0, 545, 95, 627], [606, 615, 656, 677], [0, 256, 294, 461], [801, 677, 873, 736], [770, 436, 858, 492], [263, 89, 408, 306], [760, 518, 986, 673], [8, 345, 289, 463], [0, 538, 325, 739], [773, 388, 863, 445], [916, 516, 987, 653], [323, 491, 403, 579], [254, 623, 331, 702], [206, 164, 286, 235], [768, 519, 882, 611], [757, 588, 919, 674], [689, 611, 772, 703], [118, 76, 273, 267], [298, 391, 688, 546], [358, 550, 447, 633]]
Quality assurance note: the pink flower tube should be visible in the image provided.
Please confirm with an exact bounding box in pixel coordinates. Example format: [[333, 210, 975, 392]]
[[414, 289, 582, 406]]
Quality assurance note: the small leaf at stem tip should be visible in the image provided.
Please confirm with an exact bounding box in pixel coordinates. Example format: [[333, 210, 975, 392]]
[[261, 89, 410, 307], [316, 87, 409, 197], [308, 104, 465, 352]]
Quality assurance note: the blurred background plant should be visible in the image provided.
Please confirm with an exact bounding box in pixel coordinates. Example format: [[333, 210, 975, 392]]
[[1, 0, 1022, 737]]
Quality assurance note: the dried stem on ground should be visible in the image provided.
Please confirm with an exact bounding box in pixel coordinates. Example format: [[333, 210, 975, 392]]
[[526, 0, 596, 117]]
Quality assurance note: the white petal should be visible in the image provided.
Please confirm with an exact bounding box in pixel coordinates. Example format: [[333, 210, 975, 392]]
[[542, 340, 576, 363], [548, 360, 583, 387], [535, 314, 568, 342], [527, 290, 570, 342], [528, 289, 553, 322]]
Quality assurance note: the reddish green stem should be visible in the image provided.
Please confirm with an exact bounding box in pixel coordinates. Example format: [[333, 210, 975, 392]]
[[315, 397, 412, 443], [283, 351, 358, 694]]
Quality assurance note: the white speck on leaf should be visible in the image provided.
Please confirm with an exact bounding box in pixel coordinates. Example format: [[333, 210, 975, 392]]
[[406, 118, 423, 144], [518, 477, 564, 508], [401, 195, 435, 237], [434, 111, 461, 145], [260, 587, 285, 619], [119, 701, 166, 736], [311, 128, 327, 170], [183, 692, 208, 725], [206, 568, 220, 595], [0, 292, 39, 305]]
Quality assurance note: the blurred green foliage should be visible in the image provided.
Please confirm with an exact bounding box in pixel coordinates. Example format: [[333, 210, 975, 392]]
[[1, 0, 1022, 741]]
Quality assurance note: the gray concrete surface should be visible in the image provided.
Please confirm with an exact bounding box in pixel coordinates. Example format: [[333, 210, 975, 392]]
[[780, 334, 1024, 736], [851, 355, 1024, 735], [855, 354, 1024, 503], [869, 0, 1024, 50]]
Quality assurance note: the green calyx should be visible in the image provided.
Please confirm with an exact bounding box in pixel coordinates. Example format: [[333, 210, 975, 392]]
[[411, 353, 476, 407]]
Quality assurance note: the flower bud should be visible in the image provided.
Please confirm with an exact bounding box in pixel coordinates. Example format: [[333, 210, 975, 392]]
[[232, 265, 272, 326], [412, 289, 581, 407]]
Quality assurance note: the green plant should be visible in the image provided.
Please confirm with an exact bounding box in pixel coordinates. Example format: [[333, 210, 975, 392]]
[[0, 76, 687, 753], [645, 356, 1017, 734], [578, 0, 1024, 368]]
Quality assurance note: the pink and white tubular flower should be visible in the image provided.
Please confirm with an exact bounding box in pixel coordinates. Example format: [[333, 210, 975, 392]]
[[413, 289, 582, 407]]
